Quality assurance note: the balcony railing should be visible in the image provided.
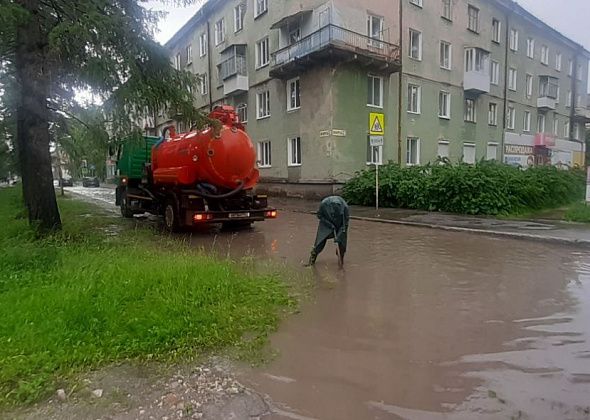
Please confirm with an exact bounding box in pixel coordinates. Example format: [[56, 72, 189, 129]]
[[219, 55, 247, 81], [271, 24, 400, 69]]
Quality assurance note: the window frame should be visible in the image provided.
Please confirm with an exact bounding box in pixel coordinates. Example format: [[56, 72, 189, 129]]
[[467, 5, 480, 33], [491, 60, 500, 85], [406, 137, 421, 166], [287, 136, 302, 166], [407, 84, 421, 114], [199, 73, 208, 96], [538, 113, 546, 133], [214, 18, 225, 46], [486, 142, 498, 161], [256, 90, 271, 120], [509, 29, 519, 51], [367, 74, 384, 108], [439, 90, 451, 119], [186, 44, 192, 65], [410, 0, 423, 7], [463, 143, 476, 164], [287, 77, 301, 111], [488, 102, 498, 126], [508, 67, 517, 91], [199, 32, 207, 57], [255, 37, 270, 69], [507, 105, 515, 130], [464, 98, 476, 123], [236, 103, 248, 123], [409, 28, 422, 61], [440, 40, 452, 70], [541, 45, 549, 65], [492, 18, 501, 43], [254, 0, 268, 19], [437, 140, 450, 160], [256, 140, 272, 168], [523, 110, 531, 132], [525, 73, 533, 98], [234, 3, 245, 33], [441, 0, 452, 21], [174, 53, 181, 70], [555, 53, 562, 71], [526, 38, 535, 59]]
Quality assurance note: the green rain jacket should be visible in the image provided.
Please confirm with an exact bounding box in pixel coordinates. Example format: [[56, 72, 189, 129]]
[[314, 196, 350, 252]]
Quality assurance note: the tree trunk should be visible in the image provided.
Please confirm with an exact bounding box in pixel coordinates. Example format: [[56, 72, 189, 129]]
[[15, 0, 61, 231]]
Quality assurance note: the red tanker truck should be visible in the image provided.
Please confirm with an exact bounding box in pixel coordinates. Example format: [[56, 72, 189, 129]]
[[115, 105, 276, 230]]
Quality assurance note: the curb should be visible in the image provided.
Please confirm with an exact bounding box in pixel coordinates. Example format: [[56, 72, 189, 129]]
[[280, 207, 590, 248]]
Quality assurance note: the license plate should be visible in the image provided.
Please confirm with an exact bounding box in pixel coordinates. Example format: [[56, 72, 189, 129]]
[[229, 212, 250, 219]]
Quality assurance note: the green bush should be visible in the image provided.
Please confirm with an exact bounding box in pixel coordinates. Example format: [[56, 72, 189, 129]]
[[343, 161, 585, 215]]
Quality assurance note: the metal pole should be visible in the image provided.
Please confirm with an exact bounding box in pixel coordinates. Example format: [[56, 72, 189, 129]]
[[375, 163, 379, 213]]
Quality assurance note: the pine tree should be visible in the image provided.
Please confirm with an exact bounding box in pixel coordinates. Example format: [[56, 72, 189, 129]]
[[0, 0, 202, 232]]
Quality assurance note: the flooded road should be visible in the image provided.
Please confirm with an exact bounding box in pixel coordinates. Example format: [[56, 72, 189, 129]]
[[71, 187, 590, 419], [185, 211, 590, 420]]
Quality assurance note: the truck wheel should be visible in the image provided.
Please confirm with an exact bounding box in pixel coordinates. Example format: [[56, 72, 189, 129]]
[[164, 200, 180, 232], [120, 191, 134, 218]]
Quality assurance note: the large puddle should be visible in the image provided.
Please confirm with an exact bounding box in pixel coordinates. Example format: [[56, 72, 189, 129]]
[[185, 210, 590, 419]]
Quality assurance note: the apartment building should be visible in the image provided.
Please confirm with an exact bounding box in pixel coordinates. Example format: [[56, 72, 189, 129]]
[[159, 0, 589, 196]]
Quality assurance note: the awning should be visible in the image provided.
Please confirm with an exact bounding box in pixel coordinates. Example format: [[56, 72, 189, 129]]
[[270, 10, 312, 29]]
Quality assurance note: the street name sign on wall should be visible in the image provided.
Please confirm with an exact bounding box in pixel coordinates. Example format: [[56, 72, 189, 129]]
[[369, 113, 385, 135]]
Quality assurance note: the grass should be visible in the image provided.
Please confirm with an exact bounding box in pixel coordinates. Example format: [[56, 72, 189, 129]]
[[565, 202, 590, 223], [0, 186, 294, 407]]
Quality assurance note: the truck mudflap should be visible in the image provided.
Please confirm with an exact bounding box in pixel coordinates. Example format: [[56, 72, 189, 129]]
[[184, 208, 277, 226]]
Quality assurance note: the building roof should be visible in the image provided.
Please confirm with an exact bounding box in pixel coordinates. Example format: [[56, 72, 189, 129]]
[[164, 0, 223, 49]]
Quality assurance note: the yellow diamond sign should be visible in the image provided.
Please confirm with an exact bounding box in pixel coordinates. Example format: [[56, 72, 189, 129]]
[[369, 113, 385, 135]]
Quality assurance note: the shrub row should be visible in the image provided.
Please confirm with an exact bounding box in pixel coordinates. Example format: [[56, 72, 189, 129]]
[[342, 161, 585, 215]]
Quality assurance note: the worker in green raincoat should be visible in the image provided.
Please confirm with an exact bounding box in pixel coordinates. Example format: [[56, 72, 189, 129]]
[[307, 196, 350, 267]]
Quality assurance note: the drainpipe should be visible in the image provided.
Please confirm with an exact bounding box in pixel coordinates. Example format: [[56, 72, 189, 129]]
[[206, 20, 214, 111], [570, 53, 579, 142], [396, 0, 403, 165], [501, 6, 512, 163]]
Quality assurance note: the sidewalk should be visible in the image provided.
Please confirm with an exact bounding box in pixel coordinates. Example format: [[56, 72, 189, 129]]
[[271, 197, 590, 247]]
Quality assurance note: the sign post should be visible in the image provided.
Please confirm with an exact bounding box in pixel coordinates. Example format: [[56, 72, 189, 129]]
[[369, 113, 385, 215], [586, 167, 590, 204]]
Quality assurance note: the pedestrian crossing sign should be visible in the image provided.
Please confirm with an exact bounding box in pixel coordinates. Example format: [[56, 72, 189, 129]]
[[369, 113, 385, 135]]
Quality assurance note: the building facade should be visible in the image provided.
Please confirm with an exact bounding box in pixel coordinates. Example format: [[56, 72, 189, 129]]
[[158, 0, 590, 196]]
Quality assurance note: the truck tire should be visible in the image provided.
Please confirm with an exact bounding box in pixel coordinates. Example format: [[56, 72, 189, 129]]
[[164, 199, 180, 232], [120, 190, 134, 218]]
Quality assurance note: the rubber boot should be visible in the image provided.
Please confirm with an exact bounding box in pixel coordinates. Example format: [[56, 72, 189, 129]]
[[336, 246, 345, 268], [305, 250, 317, 267]]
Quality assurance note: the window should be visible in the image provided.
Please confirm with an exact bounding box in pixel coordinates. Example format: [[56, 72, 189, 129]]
[[406, 137, 420, 166], [564, 120, 570, 138], [409, 29, 422, 60], [510, 29, 519, 51], [410, 0, 423, 7], [556, 86, 560, 103], [508, 68, 517, 91], [367, 75, 383, 108], [254, 0, 268, 18], [525, 74, 533, 98], [438, 141, 450, 159], [257, 90, 270, 119], [440, 41, 452, 69], [556, 53, 562, 71], [523, 111, 531, 132], [488, 102, 498, 125], [468, 5, 479, 33], [439, 91, 451, 119], [234, 3, 245, 32], [287, 78, 301, 111], [366, 137, 382, 165], [214, 18, 225, 45], [526, 38, 534, 58], [463, 143, 476, 164], [574, 123, 581, 140], [256, 37, 269, 68], [491, 60, 500, 85], [186, 44, 192, 64], [407, 84, 421, 114], [538, 113, 546, 133], [442, 0, 452, 20], [199, 73, 208, 96], [289, 26, 301, 45], [541, 45, 549, 65], [367, 15, 384, 43], [487, 143, 498, 160], [577, 95, 583, 108], [288, 137, 301, 166], [256, 141, 271, 167], [199, 32, 207, 57], [173, 53, 181, 70], [507, 105, 515, 129], [465, 47, 489, 73], [567, 90, 572, 107], [492, 18, 501, 43], [464, 98, 476, 122], [568, 59, 573, 76], [553, 117, 559, 136], [577, 64, 583, 81], [237, 103, 247, 123]]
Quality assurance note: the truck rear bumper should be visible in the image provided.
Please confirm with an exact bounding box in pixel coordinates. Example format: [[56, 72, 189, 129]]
[[184, 208, 277, 225]]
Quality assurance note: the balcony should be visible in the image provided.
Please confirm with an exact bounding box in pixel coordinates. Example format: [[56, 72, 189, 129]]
[[537, 96, 557, 111], [464, 48, 490, 94], [269, 24, 401, 79], [218, 47, 248, 96], [574, 106, 590, 122], [537, 76, 558, 111]]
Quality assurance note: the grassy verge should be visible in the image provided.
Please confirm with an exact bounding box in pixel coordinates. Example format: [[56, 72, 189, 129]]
[[564, 202, 590, 223], [0, 187, 294, 407]]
